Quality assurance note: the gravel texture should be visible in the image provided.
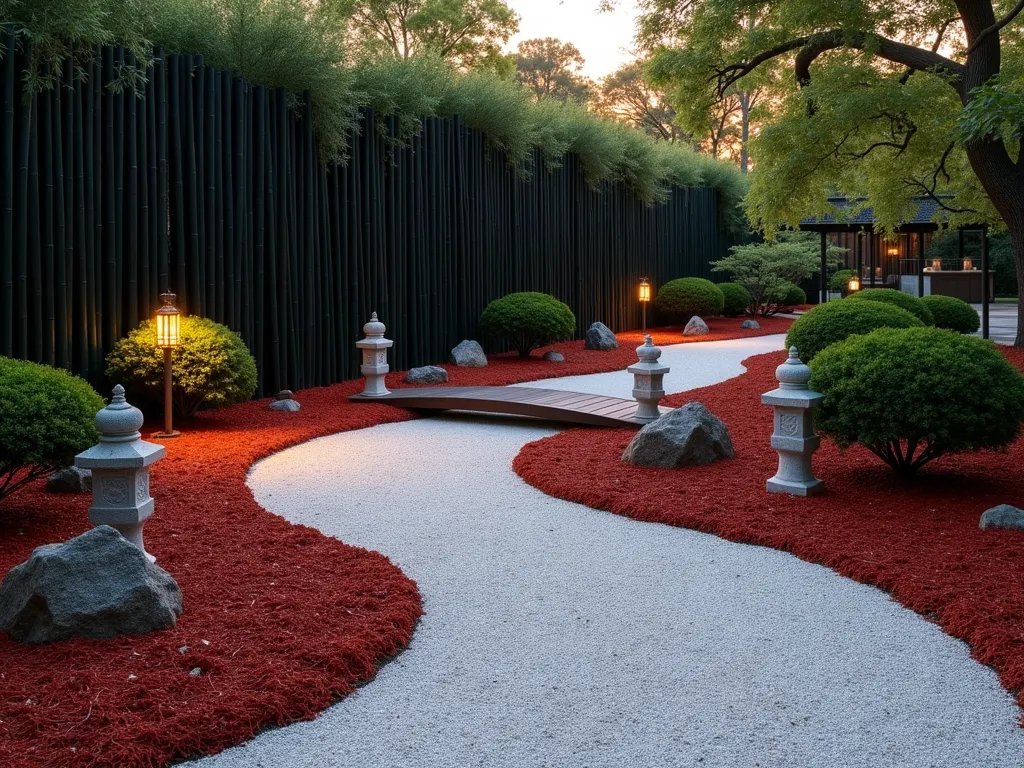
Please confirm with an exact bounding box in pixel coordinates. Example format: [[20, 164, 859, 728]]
[[195, 335, 1024, 768]]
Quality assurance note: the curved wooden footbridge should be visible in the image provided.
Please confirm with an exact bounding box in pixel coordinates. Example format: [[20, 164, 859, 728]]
[[349, 386, 667, 428]]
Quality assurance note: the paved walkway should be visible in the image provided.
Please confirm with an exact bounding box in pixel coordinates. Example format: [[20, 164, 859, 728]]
[[974, 302, 1017, 345], [192, 336, 1024, 768]]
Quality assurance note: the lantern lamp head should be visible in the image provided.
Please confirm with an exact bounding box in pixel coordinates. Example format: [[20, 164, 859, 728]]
[[847, 275, 861, 293], [963, 258, 974, 270], [156, 293, 181, 349], [639, 278, 651, 303], [887, 246, 899, 256]]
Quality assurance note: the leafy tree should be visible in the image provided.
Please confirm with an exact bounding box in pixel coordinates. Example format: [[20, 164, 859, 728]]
[[341, 0, 519, 70], [515, 37, 591, 102], [640, 0, 1024, 344], [593, 60, 686, 142], [711, 232, 843, 315]]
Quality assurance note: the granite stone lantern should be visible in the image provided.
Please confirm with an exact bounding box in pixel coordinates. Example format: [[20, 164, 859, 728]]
[[761, 347, 824, 496], [628, 334, 669, 422], [356, 312, 393, 397], [75, 385, 166, 562]]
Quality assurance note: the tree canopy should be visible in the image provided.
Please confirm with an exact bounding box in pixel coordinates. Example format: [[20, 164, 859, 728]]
[[515, 37, 591, 102], [593, 60, 685, 142]]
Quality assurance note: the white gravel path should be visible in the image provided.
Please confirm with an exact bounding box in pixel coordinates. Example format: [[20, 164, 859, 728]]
[[194, 335, 1024, 768]]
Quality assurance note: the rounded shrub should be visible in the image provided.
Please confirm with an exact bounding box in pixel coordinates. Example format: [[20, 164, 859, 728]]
[[920, 295, 980, 334], [829, 269, 855, 296], [774, 282, 806, 307], [718, 282, 751, 317], [480, 292, 576, 357], [655, 277, 725, 322], [847, 288, 934, 325], [107, 317, 258, 418], [810, 327, 1024, 476], [785, 299, 924, 362], [0, 357, 104, 504]]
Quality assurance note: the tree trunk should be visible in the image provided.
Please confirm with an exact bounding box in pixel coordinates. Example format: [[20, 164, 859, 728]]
[[740, 91, 750, 174]]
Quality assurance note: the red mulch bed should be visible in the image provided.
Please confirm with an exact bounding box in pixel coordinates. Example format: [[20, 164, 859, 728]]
[[0, 317, 786, 767], [514, 347, 1024, 722]]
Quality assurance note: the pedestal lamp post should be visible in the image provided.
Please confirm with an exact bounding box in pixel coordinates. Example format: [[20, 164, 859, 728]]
[[154, 293, 181, 438], [639, 278, 651, 334]]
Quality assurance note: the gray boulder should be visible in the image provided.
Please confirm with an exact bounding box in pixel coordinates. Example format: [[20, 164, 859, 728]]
[[46, 467, 92, 494], [585, 322, 618, 350], [0, 526, 182, 644], [683, 316, 710, 336], [451, 340, 488, 367], [274, 389, 294, 401], [269, 398, 301, 412], [405, 365, 449, 384], [622, 402, 734, 468], [543, 351, 566, 363], [979, 504, 1024, 531], [740, 319, 760, 330]]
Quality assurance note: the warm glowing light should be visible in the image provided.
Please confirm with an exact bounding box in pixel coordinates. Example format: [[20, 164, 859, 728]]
[[638, 278, 651, 303], [963, 259, 974, 270], [156, 293, 180, 349], [931, 259, 942, 270], [848, 275, 861, 293], [887, 246, 899, 256]]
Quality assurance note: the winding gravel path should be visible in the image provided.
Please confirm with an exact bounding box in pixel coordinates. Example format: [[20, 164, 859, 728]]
[[195, 335, 1024, 768]]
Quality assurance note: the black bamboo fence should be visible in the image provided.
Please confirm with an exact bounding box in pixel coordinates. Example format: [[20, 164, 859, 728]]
[[0, 36, 734, 396]]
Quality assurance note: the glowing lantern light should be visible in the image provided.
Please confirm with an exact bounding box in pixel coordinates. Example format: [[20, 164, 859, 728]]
[[154, 293, 181, 439], [639, 278, 651, 334], [847, 275, 861, 293]]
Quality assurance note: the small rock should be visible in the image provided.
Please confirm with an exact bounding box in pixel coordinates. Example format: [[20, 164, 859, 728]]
[[740, 319, 760, 330], [979, 504, 1024, 530], [189, 667, 202, 677], [451, 340, 487, 367], [683, 316, 710, 336], [45, 467, 91, 494], [543, 351, 566, 363], [274, 390, 294, 401], [405, 365, 448, 384], [0, 526, 182, 644], [269, 399, 301, 412], [584, 322, 618, 350], [178, 645, 189, 655], [622, 402, 734, 468]]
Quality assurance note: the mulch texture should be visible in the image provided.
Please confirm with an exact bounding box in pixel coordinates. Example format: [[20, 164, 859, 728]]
[[0, 317, 786, 767], [514, 346, 1024, 722]]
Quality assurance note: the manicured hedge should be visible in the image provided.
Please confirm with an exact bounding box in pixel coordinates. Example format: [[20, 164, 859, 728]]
[[785, 300, 924, 362], [480, 292, 576, 357], [774, 282, 806, 307], [655, 278, 725, 322], [920, 295, 980, 334], [848, 288, 934, 325], [719, 282, 752, 317]]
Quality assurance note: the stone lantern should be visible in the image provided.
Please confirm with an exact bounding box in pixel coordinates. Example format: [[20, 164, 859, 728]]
[[356, 312, 393, 396], [75, 385, 166, 562], [761, 347, 824, 496], [628, 335, 669, 422]]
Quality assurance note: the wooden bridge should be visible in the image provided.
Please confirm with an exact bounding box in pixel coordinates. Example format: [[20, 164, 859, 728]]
[[349, 386, 664, 428]]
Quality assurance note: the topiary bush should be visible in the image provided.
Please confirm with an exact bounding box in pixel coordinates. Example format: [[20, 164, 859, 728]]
[[785, 299, 924, 362], [920, 295, 980, 334], [655, 277, 725, 322], [718, 282, 751, 317], [829, 269, 855, 297], [0, 357, 105, 504], [847, 288, 934, 325], [107, 317, 258, 418], [810, 327, 1024, 476], [480, 292, 576, 357], [773, 282, 806, 307]]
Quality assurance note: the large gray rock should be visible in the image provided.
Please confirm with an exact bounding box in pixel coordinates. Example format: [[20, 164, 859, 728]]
[[0, 526, 182, 644], [585, 322, 618, 350], [979, 504, 1024, 531], [269, 398, 301, 412], [451, 340, 488, 367], [405, 365, 449, 384], [622, 402, 734, 468], [274, 389, 294, 401], [740, 319, 760, 330], [46, 467, 92, 494], [543, 351, 566, 363], [683, 316, 710, 336]]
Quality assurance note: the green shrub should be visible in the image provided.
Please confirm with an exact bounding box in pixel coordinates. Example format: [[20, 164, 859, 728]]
[[785, 300, 924, 362], [810, 327, 1024, 476], [847, 288, 934, 325], [479, 292, 576, 357], [0, 357, 104, 504], [718, 282, 751, 317], [773, 282, 806, 307], [106, 316, 258, 417], [829, 269, 855, 297], [655, 278, 725, 322], [919, 295, 980, 334]]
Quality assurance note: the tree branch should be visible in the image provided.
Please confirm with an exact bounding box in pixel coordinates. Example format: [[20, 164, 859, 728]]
[[900, 17, 956, 85], [966, 0, 1024, 54]]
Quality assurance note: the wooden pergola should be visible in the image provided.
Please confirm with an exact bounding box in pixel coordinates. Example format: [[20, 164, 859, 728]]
[[800, 197, 992, 339]]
